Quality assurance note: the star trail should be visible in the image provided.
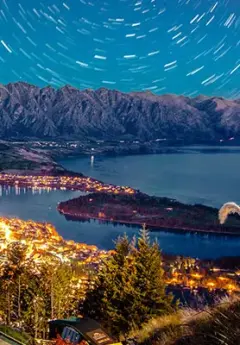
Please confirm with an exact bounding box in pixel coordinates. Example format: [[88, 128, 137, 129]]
[[0, 0, 239, 98]]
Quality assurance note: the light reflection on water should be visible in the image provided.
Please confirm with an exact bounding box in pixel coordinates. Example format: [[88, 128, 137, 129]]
[[0, 185, 240, 259]]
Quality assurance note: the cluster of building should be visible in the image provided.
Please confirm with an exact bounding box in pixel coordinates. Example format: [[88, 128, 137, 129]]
[[0, 173, 135, 195], [0, 215, 239, 297], [0, 217, 113, 268], [164, 256, 240, 293]]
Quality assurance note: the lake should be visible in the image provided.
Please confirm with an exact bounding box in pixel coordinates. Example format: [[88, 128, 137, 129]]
[[60, 146, 240, 208], [1, 146, 240, 259]]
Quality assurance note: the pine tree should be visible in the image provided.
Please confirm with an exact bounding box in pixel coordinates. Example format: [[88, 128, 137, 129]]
[[23, 273, 47, 339], [83, 227, 174, 338], [37, 258, 83, 320], [83, 234, 135, 336], [0, 248, 86, 337], [132, 226, 173, 326], [0, 242, 34, 326], [51, 263, 76, 319]]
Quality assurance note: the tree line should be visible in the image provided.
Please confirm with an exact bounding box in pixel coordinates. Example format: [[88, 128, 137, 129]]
[[0, 242, 91, 340], [0, 227, 176, 341], [83, 227, 175, 338]]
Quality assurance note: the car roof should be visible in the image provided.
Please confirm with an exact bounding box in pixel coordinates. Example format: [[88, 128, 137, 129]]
[[49, 318, 115, 345]]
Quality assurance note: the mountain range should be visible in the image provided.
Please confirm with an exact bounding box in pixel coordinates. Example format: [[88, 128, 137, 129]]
[[0, 82, 239, 143]]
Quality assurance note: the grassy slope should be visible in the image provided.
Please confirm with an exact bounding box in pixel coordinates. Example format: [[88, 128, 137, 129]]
[[0, 142, 65, 173], [0, 143, 48, 171], [133, 297, 240, 345], [0, 325, 32, 344]]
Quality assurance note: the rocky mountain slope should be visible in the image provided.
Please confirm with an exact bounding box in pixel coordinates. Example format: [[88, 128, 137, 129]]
[[0, 82, 239, 143]]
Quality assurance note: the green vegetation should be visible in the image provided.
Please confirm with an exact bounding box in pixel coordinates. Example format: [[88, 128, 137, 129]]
[[132, 297, 240, 345], [1, 225, 240, 345], [59, 192, 240, 235], [82, 226, 240, 344], [83, 227, 174, 338], [0, 325, 32, 344], [0, 155, 40, 171], [0, 242, 90, 339], [0, 142, 55, 172]]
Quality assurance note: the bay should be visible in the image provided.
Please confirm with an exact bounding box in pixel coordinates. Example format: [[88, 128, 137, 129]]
[[0, 146, 240, 258], [60, 146, 240, 208]]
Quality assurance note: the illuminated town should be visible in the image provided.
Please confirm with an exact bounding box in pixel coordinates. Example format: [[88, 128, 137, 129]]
[[0, 216, 239, 295], [0, 173, 136, 195], [165, 257, 240, 294], [0, 217, 112, 267]]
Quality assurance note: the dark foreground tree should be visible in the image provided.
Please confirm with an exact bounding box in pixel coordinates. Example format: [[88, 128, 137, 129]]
[[0, 248, 87, 339], [83, 226, 174, 338], [0, 242, 33, 326]]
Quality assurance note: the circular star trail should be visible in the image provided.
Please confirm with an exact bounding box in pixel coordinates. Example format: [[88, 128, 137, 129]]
[[0, 0, 239, 98]]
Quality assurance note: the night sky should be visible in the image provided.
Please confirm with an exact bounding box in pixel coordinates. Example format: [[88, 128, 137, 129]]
[[0, 0, 239, 98]]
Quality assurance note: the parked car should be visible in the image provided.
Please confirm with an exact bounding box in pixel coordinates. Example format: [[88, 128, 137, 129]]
[[49, 318, 122, 345]]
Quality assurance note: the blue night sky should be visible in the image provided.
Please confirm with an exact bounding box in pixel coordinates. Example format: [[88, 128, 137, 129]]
[[0, 0, 239, 98]]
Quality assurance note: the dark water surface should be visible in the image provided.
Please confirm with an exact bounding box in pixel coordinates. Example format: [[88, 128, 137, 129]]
[[1, 147, 240, 258], [60, 146, 240, 208]]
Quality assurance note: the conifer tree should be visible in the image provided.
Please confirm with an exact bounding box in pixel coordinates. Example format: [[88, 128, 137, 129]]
[[23, 273, 47, 339], [83, 227, 174, 337], [0, 242, 33, 326], [82, 234, 134, 333], [37, 258, 83, 320], [0, 245, 87, 337], [132, 225, 173, 326]]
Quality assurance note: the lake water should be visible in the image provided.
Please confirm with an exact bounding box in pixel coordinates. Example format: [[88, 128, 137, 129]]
[[60, 146, 240, 208], [1, 146, 240, 259]]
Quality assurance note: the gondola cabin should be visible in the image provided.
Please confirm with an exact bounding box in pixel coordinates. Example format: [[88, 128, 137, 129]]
[[49, 318, 122, 345]]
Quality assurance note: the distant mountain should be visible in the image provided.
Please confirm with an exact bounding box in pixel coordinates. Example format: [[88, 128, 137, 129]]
[[0, 82, 239, 143]]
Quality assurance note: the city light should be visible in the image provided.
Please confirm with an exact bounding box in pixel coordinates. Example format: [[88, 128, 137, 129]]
[[0, 174, 136, 195]]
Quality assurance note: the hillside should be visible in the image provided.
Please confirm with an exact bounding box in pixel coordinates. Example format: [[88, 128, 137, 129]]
[[0, 141, 65, 174], [0, 82, 239, 143], [133, 297, 240, 345]]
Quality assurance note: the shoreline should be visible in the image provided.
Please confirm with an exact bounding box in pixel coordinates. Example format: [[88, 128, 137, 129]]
[[0, 144, 240, 239], [0, 215, 239, 293], [0, 168, 239, 238], [0, 172, 137, 195], [57, 192, 240, 237], [58, 209, 240, 237]]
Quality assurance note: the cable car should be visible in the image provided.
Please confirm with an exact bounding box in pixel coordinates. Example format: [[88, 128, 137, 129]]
[[49, 317, 122, 345]]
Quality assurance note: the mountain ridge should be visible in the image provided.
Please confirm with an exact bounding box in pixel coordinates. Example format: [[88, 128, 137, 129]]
[[0, 82, 239, 143]]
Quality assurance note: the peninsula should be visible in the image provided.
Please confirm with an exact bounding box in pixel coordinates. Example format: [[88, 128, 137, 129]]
[[0, 141, 240, 237], [57, 192, 240, 236]]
